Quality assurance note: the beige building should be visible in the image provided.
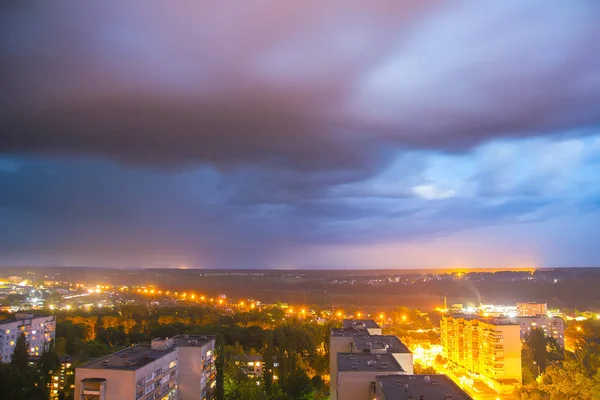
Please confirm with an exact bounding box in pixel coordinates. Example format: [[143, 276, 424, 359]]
[[517, 303, 547, 317], [330, 326, 372, 400], [331, 320, 414, 400], [375, 374, 472, 400], [337, 353, 405, 400], [441, 316, 522, 389], [75, 335, 215, 400]]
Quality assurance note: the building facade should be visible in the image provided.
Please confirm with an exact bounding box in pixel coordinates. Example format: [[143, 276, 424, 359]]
[[516, 303, 547, 317], [441, 315, 522, 389], [331, 320, 413, 400], [0, 313, 56, 362], [516, 316, 565, 348], [75, 335, 215, 400]]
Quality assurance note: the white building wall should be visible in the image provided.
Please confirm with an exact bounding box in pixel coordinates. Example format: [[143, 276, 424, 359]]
[[392, 353, 414, 374]]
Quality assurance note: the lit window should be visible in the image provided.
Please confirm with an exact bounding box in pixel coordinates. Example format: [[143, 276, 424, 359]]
[[10, 341, 14, 346], [5, 330, 9, 334], [248, 362, 254, 366]]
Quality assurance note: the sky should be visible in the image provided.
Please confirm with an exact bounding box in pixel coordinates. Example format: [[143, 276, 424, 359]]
[[1, 1, 600, 269]]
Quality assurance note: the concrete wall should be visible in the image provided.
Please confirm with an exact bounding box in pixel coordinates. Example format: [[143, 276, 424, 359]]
[[392, 353, 413, 374], [329, 336, 353, 400], [75, 369, 135, 400], [338, 371, 403, 400], [178, 341, 215, 400]]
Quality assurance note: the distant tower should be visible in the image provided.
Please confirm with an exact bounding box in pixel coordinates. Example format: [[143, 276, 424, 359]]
[[444, 296, 447, 311]]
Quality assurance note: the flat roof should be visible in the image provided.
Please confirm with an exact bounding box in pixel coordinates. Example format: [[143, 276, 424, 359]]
[[342, 319, 380, 329], [0, 314, 54, 325], [331, 328, 372, 338], [353, 335, 411, 354], [170, 334, 215, 348], [79, 345, 177, 371], [337, 352, 404, 372], [444, 315, 519, 326], [377, 374, 472, 400]]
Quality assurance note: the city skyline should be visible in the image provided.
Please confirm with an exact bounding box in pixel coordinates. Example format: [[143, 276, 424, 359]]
[[1, 1, 600, 269]]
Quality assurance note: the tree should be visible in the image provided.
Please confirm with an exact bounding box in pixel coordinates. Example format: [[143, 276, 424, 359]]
[[413, 361, 437, 374], [521, 328, 563, 382], [11, 333, 30, 369], [215, 344, 225, 400], [539, 343, 600, 400], [283, 367, 314, 400], [0, 333, 48, 400]]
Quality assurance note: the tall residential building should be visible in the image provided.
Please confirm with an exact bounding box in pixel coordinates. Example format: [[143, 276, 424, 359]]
[[516, 303, 547, 317], [374, 374, 472, 400], [516, 316, 565, 348], [75, 335, 215, 400], [441, 315, 522, 391], [0, 313, 56, 362], [336, 353, 406, 400]]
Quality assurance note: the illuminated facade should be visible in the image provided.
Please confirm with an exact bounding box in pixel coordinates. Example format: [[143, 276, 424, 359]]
[[0, 313, 56, 362], [49, 356, 73, 399], [516, 303, 547, 317], [441, 316, 522, 388]]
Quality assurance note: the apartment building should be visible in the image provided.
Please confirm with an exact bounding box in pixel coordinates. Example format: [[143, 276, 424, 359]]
[[75, 335, 215, 400], [0, 313, 56, 362], [374, 374, 472, 400], [331, 320, 414, 400], [49, 355, 73, 399], [330, 326, 372, 400], [441, 315, 522, 390], [517, 315, 565, 348], [336, 353, 406, 400], [516, 303, 547, 317]]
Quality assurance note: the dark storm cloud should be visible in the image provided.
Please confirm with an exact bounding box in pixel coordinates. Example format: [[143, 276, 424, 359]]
[[2, 1, 600, 171], [2, 1, 600, 268]]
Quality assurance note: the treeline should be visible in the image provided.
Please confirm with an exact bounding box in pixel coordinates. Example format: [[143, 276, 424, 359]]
[[516, 325, 600, 399], [53, 305, 332, 399]]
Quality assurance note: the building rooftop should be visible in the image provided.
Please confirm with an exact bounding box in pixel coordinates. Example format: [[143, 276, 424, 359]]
[[79, 345, 177, 371], [337, 352, 404, 372], [376, 374, 472, 400], [0, 314, 54, 325], [331, 328, 372, 338], [353, 335, 411, 354], [444, 315, 519, 326], [342, 319, 380, 330], [170, 334, 215, 348]]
